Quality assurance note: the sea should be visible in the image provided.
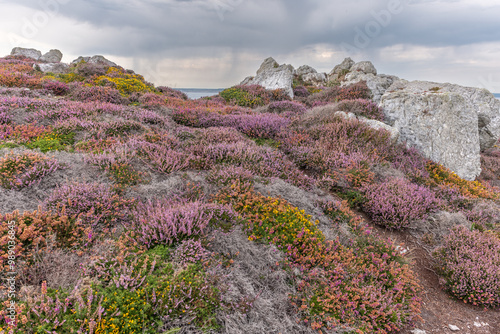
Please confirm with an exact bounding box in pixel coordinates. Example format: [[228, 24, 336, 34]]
[[178, 88, 224, 100], [495, 93, 500, 100]]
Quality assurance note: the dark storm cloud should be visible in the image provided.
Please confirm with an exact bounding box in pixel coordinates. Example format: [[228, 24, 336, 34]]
[[8, 0, 499, 58], [3, 0, 500, 89]]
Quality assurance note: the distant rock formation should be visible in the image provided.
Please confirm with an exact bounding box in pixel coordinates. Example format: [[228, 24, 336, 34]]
[[241, 57, 295, 98], [34, 63, 69, 74], [8, 47, 122, 77], [11, 47, 42, 60], [296, 65, 327, 86], [330, 58, 398, 103], [40, 49, 63, 63], [328, 57, 355, 82], [71, 55, 118, 67]]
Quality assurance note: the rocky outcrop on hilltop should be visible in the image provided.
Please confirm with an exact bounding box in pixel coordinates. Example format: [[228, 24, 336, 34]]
[[39, 49, 63, 63], [71, 55, 118, 67], [333, 58, 399, 103], [241, 57, 295, 98], [11, 47, 42, 60], [240, 56, 500, 180], [10, 47, 118, 75]]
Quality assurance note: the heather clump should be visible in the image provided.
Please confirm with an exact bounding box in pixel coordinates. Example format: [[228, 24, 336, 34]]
[[44, 181, 135, 227], [266, 100, 307, 116], [0, 151, 63, 190], [293, 85, 310, 98], [173, 239, 211, 266], [0, 123, 74, 152], [42, 80, 70, 96], [362, 178, 439, 229], [0, 209, 92, 276], [336, 98, 385, 121], [9, 250, 229, 332], [433, 226, 500, 308], [479, 147, 500, 185], [84, 151, 146, 189], [279, 116, 392, 180], [157, 86, 189, 100], [137, 92, 166, 107], [305, 81, 371, 106], [129, 199, 237, 248], [207, 165, 254, 187], [68, 85, 129, 104], [219, 84, 290, 107], [0, 57, 42, 88]]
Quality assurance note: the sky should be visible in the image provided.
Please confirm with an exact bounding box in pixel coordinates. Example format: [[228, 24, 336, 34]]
[[1, 0, 500, 91]]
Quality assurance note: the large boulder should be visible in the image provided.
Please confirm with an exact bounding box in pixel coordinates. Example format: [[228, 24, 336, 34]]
[[34, 63, 69, 74], [302, 72, 327, 86], [380, 81, 482, 180], [71, 55, 118, 67], [342, 72, 399, 103], [328, 57, 355, 82], [296, 65, 317, 77], [296, 65, 327, 86], [385, 80, 500, 151], [10, 47, 41, 60], [241, 57, 295, 98], [39, 49, 63, 63], [350, 61, 377, 75]]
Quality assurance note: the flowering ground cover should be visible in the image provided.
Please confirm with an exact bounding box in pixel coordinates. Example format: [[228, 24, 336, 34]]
[[0, 55, 499, 333]]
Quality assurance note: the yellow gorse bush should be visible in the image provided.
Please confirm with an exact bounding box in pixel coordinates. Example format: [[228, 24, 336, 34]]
[[94, 67, 154, 96], [426, 161, 498, 199]]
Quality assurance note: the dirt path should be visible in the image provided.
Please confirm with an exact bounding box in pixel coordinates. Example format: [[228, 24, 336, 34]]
[[366, 224, 500, 334]]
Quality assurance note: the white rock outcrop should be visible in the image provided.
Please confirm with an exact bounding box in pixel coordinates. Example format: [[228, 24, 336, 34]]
[[380, 81, 482, 180], [343, 71, 399, 103], [241, 57, 295, 98], [296, 65, 327, 86], [328, 57, 355, 82], [39, 49, 63, 63], [350, 61, 377, 75], [71, 55, 118, 67], [11, 47, 42, 60], [384, 80, 500, 151], [34, 63, 69, 74]]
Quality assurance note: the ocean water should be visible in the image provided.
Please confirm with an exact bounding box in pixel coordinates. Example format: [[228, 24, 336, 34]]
[[494, 93, 500, 100], [178, 88, 224, 100]]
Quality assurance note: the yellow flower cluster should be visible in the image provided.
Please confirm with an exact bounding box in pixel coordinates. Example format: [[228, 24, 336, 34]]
[[426, 161, 498, 199], [94, 67, 153, 96]]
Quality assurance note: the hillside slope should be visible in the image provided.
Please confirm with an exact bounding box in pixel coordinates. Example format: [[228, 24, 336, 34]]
[[0, 53, 499, 334]]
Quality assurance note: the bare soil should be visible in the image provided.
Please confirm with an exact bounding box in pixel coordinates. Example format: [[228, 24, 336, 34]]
[[365, 223, 500, 334]]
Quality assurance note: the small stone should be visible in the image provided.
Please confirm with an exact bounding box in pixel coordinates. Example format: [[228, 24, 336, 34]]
[[448, 324, 460, 331], [410, 329, 427, 334]]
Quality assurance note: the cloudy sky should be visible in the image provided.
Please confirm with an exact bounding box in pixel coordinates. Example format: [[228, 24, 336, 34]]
[[1, 0, 500, 91]]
